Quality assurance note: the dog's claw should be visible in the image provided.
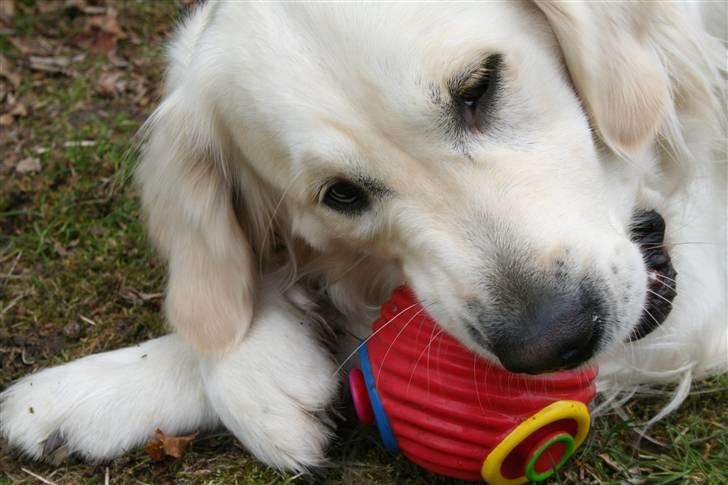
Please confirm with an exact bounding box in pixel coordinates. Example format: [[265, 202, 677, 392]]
[[41, 430, 70, 465]]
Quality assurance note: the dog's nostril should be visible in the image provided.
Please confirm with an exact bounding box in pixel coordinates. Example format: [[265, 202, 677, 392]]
[[558, 347, 581, 363], [490, 290, 603, 374], [555, 329, 595, 367]]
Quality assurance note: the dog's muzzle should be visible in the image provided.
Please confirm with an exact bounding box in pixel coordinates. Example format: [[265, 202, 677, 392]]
[[628, 209, 677, 341]]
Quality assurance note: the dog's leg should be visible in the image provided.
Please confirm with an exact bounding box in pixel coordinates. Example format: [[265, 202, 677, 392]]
[[1, 289, 339, 471], [199, 289, 339, 472], [0, 334, 218, 463]]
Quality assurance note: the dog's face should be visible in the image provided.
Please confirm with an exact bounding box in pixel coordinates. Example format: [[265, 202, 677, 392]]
[[173, 2, 676, 372]]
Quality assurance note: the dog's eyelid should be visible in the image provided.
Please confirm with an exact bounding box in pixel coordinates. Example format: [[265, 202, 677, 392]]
[[450, 53, 503, 101], [449, 54, 503, 132], [315, 176, 357, 202], [319, 178, 370, 215]]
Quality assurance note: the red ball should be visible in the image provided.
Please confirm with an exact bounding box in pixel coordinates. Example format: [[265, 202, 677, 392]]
[[349, 286, 597, 483]]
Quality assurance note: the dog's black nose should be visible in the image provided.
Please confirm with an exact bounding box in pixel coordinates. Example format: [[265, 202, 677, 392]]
[[490, 289, 602, 374]]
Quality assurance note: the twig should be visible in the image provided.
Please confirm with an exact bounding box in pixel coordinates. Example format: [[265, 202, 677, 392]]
[[0, 274, 29, 280], [105, 467, 110, 485], [0, 249, 19, 264], [21, 468, 59, 485], [1, 250, 23, 285], [63, 140, 97, 148], [80, 315, 97, 326], [1, 293, 27, 315]]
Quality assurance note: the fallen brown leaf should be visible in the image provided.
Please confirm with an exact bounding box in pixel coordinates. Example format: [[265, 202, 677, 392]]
[[15, 157, 41, 174], [95, 71, 125, 97], [108, 53, 130, 68], [53, 241, 68, 258], [598, 452, 626, 473], [76, 7, 126, 54], [2, 153, 19, 169], [63, 0, 88, 12], [145, 437, 166, 461], [86, 10, 125, 37], [9, 102, 27, 117], [145, 429, 198, 461], [28, 54, 83, 75], [75, 30, 115, 54], [0, 113, 13, 126], [119, 287, 164, 305], [0, 0, 14, 21], [8, 36, 52, 55], [36, 1, 64, 14], [0, 53, 21, 88], [80, 6, 107, 15]]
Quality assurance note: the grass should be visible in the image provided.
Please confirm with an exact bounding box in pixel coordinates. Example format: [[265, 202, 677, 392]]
[[1, 1, 726, 483]]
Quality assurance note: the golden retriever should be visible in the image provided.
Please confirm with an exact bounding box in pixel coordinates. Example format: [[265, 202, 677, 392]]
[[2, 0, 726, 472]]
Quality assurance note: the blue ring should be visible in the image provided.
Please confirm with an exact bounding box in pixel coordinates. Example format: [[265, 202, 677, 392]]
[[359, 344, 399, 452]]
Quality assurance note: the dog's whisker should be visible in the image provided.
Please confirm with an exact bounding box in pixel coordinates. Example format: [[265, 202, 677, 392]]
[[641, 306, 662, 329], [654, 273, 678, 284], [376, 306, 428, 384], [652, 278, 677, 292], [406, 325, 444, 395], [641, 240, 723, 251], [332, 301, 421, 376], [646, 288, 674, 306], [257, 168, 307, 270]]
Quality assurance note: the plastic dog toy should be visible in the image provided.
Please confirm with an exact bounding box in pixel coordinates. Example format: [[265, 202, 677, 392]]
[[349, 286, 597, 484]]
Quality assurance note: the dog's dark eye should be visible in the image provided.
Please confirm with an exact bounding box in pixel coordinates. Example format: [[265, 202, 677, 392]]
[[457, 54, 502, 130], [323, 180, 369, 214]]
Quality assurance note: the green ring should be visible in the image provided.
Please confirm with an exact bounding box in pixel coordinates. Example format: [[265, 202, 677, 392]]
[[524, 433, 576, 482]]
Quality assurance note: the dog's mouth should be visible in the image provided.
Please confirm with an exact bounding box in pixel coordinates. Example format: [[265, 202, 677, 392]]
[[628, 210, 677, 341]]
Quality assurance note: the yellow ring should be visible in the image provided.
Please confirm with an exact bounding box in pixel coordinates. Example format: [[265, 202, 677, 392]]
[[480, 400, 591, 484]]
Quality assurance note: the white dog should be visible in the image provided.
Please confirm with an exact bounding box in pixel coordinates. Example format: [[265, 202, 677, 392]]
[[1, 1, 726, 473]]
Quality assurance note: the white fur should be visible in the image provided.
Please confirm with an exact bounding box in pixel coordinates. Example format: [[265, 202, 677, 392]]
[[2, 0, 726, 472]]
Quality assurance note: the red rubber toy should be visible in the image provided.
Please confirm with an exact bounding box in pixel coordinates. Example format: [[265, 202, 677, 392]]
[[349, 286, 597, 484]]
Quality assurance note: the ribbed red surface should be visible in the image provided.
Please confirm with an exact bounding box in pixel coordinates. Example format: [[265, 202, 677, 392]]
[[367, 287, 597, 481]]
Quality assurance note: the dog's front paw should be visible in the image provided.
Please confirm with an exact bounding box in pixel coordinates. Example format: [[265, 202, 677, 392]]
[[0, 335, 218, 463], [0, 371, 74, 464], [201, 302, 340, 472]]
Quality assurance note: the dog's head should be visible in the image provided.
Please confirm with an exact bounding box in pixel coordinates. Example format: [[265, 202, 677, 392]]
[[141, 2, 683, 371]]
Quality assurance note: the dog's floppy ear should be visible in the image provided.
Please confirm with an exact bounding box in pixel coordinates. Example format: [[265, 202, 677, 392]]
[[136, 73, 257, 354], [534, 1, 669, 152]]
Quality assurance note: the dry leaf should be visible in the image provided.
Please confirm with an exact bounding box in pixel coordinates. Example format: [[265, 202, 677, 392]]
[[53, 241, 68, 257], [86, 11, 125, 37], [120, 287, 164, 305], [10, 102, 27, 117], [108, 53, 130, 68], [76, 8, 126, 54], [0, 113, 13, 126], [3, 153, 19, 169], [95, 71, 124, 97], [0, 0, 14, 21], [145, 437, 166, 461], [9, 36, 52, 55], [63, 0, 88, 11], [80, 5, 107, 16], [598, 452, 625, 473], [28, 54, 83, 75], [15, 157, 41, 174], [145, 428, 198, 460], [36, 1, 64, 14], [0, 53, 21, 88]]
